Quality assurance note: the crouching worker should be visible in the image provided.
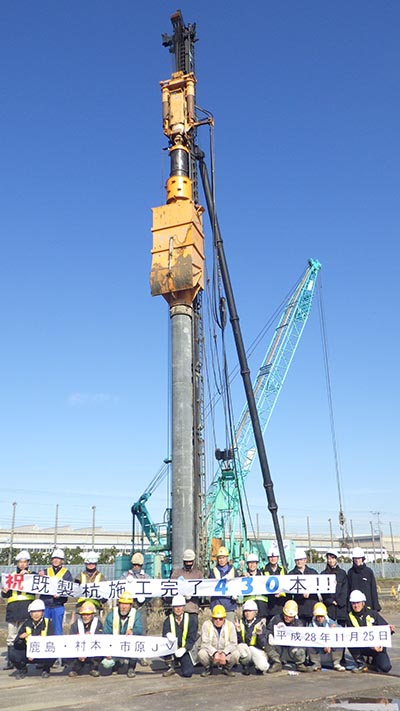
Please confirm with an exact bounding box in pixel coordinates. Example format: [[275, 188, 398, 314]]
[[10, 599, 55, 679], [347, 590, 395, 673], [265, 599, 312, 673], [236, 599, 269, 675], [198, 604, 240, 677], [308, 602, 346, 671], [68, 601, 103, 677], [162, 594, 198, 678], [102, 591, 143, 678]]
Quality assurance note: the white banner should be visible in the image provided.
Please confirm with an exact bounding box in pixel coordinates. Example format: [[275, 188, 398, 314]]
[[273, 624, 392, 648], [1, 572, 336, 601], [27, 634, 177, 659]]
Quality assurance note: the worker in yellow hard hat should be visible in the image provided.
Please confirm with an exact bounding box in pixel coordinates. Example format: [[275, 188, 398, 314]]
[[265, 599, 313, 673], [209, 546, 239, 622], [68, 601, 103, 678], [102, 591, 144, 677], [198, 604, 240, 677], [308, 601, 346, 671]]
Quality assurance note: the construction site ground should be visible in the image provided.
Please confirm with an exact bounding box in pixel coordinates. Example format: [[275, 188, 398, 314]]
[[1, 602, 399, 711]]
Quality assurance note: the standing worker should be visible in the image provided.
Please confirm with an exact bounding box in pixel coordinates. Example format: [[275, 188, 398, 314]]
[[209, 546, 239, 621], [1, 550, 35, 670], [347, 547, 381, 611], [39, 548, 73, 636], [171, 548, 203, 618], [122, 551, 150, 666], [75, 550, 107, 613], [289, 548, 319, 624], [322, 549, 348, 624], [263, 544, 286, 622]]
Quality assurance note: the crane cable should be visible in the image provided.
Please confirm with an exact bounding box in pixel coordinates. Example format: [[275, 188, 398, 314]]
[[317, 274, 347, 536]]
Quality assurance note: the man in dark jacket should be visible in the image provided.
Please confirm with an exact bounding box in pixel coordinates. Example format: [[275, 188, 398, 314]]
[[263, 544, 286, 622], [1, 550, 35, 670], [236, 599, 269, 674], [9, 599, 55, 679], [162, 594, 198, 678], [322, 549, 348, 624], [347, 547, 381, 611], [265, 599, 312, 673], [289, 548, 319, 624], [347, 589, 394, 673]]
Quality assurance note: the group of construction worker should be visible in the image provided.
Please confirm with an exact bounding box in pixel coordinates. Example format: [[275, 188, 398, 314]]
[[1, 544, 395, 680]]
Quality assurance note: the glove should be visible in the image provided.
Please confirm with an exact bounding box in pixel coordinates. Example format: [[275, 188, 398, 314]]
[[166, 632, 177, 644], [136, 595, 145, 604], [268, 634, 276, 646], [175, 647, 186, 658]]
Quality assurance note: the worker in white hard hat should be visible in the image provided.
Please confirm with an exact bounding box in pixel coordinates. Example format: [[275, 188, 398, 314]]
[[347, 547, 381, 611], [102, 591, 143, 677], [9, 599, 55, 679], [171, 548, 203, 616], [38, 549, 73, 640], [209, 546, 239, 621], [121, 551, 151, 666], [321, 549, 348, 625], [242, 552, 268, 619], [162, 594, 198, 678], [236, 599, 269, 675], [68, 601, 103, 678], [308, 602, 346, 672], [288, 548, 319, 624], [74, 550, 107, 613], [1, 550, 35, 670], [265, 599, 312, 673], [263, 543, 286, 622], [347, 589, 395, 673]]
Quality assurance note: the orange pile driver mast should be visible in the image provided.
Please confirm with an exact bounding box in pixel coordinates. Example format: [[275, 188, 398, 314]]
[[150, 11, 205, 567]]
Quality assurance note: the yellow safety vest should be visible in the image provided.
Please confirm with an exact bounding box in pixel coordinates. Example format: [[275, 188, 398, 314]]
[[6, 570, 35, 605], [239, 620, 256, 646], [47, 566, 67, 579], [212, 567, 235, 580], [348, 612, 374, 627], [112, 607, 136, 635], [169, 613, 189, 648], [25, 618, 49, 639]]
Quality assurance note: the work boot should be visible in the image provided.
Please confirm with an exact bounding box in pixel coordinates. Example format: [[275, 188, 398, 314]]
[[222, 666, 235, 677], [162, 666, 176, 677], [242, 664, 251, 676], [127, 667, 136, 678], [296, 663, 314, 673], [139, 657, 149, 667], [200, 666, 213, 677], [41, 670, 50, 678], [16, 667, 28, 680], [267, 662, 282, 673], [89, 668, 100, 677]]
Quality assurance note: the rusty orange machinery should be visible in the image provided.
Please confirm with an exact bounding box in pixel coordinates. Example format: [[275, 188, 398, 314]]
[[151, 70, 205, 307]]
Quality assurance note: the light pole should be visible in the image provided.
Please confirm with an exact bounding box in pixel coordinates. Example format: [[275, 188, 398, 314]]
[[91, 506, 96, 549], [8, 502, 17, 565], [328, 518, 333, 548], [54, 504, 59, 546], [307, 516, 312, 562]]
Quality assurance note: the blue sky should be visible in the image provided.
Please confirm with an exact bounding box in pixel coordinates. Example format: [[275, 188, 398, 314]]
[[1, 2, 399, 545]]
